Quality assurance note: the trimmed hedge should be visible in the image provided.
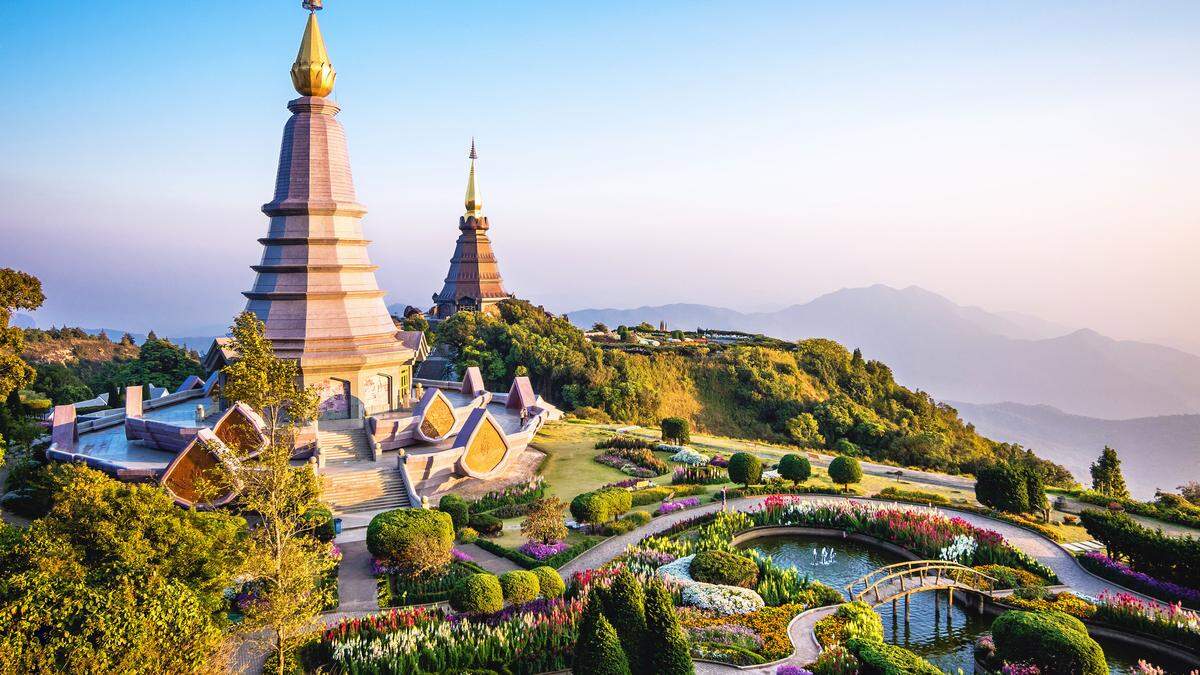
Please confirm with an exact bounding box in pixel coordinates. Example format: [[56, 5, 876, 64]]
[[438, 494, 470, 529], [992, 610, 1107, 675], [845, 637, 941, 675], [379, 560, 488, 607], [570, 487, 632, 525], [778, 453, 812, 485], [532, 566, 565, 599], [365, 508, 455, 579], [690, 550, 759, 588], [1080, 508, 1200, 588], [727, 452, 762, 487], [874, 486, 949, 506], [499, 570, 540, 605], [449, 572, 504, 614], [468, 512, 503, 536]]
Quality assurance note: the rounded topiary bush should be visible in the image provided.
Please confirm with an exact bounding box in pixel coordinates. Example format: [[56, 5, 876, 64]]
[[366, 508, 454, 579], [300, 504, 337, 543], [451, 572, 504, 614], [438, 494, 470, 529], [992, 610, 1107, 675], [690, 550, 760, 588], [828, 455, 863, 490], [499, 569, 540, 605], [532, 566, 565, 599], [727, 452, 763, 487], [469, 512, 503, 536], [778, 453, 812, 485]]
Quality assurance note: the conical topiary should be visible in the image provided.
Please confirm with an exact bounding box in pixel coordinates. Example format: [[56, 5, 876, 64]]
[[643, 578, 693, 675], [601, 570, 647, 670], [573, 600, 631, 675]]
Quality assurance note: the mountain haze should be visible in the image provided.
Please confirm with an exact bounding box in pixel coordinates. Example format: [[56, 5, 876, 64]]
[[569, 285, 1200, 420], [952, 401, 1200, 499]]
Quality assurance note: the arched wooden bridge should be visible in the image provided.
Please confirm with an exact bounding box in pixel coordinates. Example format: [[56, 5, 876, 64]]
[[845, 560, 998, 608]]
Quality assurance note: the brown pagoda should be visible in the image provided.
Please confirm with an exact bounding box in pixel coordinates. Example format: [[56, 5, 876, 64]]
[[243, 3, 415, 420], [432, 142, 512, 319]]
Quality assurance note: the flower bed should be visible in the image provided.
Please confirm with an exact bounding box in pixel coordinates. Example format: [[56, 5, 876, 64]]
[[999, 588, 1097, 618], [656, 496, 701, 516], [326, 599, 583, 674], [377, 559, 489, 608], [595, 448, 668, 477], [468, 477, 546, 514], [667, 446, 708, 465], [1079, 551, 1200, 608], [679, 602, 815, 663], [473, 536, 601, 570], [517, 540, 570, 561], [1093, 591, 1200, 652], [673, 464, 726, 485]]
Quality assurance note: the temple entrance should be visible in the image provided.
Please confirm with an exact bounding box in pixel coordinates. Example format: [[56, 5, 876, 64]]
[[363, 373, 392, 414], [317, 378, 351, 420]]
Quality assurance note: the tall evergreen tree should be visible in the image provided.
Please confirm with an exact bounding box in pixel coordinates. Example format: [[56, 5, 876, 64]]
[[643, 578, 693, 675], [1090, 446, 1130, 499], [601, 570, 647, 672], [573, 600, 631, 675]]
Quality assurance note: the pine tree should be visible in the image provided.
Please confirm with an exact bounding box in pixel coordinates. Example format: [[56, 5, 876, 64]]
[[643, 578, 693, 675], [600, 570, 647, 671], [573, 600, 631, 675], [1090, 446, 1130, 499]]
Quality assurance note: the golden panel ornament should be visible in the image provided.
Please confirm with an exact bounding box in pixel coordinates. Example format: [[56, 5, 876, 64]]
[[419, 395, 455, 439], [463, 417, 508, 474]]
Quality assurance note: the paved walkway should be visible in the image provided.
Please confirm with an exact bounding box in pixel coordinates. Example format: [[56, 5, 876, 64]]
[[336, 540, 379, 612], [457, 542, 522, 573]]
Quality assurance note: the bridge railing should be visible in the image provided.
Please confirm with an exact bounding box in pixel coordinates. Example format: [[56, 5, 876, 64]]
[[845, 560, 998, 606]]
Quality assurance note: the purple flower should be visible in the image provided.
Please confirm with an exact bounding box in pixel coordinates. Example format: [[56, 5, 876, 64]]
[[518, 540, 570, 560], [1001, 663, 1041, 675], [1083, 552, 1200, 604], [776, 667, 813, 675], [655, 497, 701, 515], [451, 548, 473, 563]]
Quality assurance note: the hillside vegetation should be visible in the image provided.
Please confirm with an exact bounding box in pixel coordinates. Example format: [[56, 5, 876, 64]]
[[438, 300, 1072, 482]]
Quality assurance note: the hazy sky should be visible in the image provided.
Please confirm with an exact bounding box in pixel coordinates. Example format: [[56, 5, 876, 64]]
[[3, 2, 1198, 351]]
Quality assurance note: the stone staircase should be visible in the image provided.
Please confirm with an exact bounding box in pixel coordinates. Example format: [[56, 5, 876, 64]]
[[321, 465, 413, 513], [318, 428, 373, 466]]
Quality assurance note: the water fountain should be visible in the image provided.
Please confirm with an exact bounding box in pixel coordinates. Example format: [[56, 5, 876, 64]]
[[810, 546, 837, 566]]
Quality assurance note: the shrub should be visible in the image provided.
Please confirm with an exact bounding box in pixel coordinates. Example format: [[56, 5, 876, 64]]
[[532, 566, 565, 599], [973, 564, 1046, 589], [834, 438, 860, 456], [449, 572, 504, 614], [573, 602, 631, 675], [976, 463, 1031, 514], [457, 526, 479, 543], [643, 577, 693, 675], [595, 435, 657, 451], [778, 454, 812, 485], [366, 508, 455, 579], [668, 447, 708, 465], [992, 610, 1107, 675], [727, 453, 763, 487], [690, 550, 760, 588], [845, 636, 941, 674], [570, 488, 632, 525], [1080, 508, 1200, 588], [874, 486, 949, 505], [828, 456, 862, 490], [601, 510, 653, 536], [438, 494, 470, 529], [661, 417, 690, 445], [469, 512, 503, 536], [600, 570, 647, 666], [498, 570, 540, 605], [301, 504, 337, 543]]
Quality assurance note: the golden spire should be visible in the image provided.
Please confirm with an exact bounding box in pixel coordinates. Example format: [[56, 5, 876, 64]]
[[464, 138, 483, 218], [290, 2, 336, 97]]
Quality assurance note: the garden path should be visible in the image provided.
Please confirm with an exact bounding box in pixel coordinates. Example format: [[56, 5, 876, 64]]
[[336, 540, 379, 612], [458, 542, 522, 574]]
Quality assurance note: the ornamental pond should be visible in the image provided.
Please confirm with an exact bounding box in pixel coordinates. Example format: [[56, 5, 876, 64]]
[[740, 534, 1191, 674]]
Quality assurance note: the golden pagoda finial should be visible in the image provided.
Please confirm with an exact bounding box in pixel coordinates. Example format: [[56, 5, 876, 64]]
[[291, 1, 336, 97], [464, 138, 483, 218]]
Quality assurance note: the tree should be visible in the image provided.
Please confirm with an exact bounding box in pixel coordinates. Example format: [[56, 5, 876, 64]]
[[785, 412, 825, 447], [975, 463, 1030, 514], [211, 311, 333, 675], [599, 570, 646, 672], [1180, 481, 1200, 506], [122, 337, 204, 391], [828, 455, 863, 491], [1090, 446, 1130, 499], [33, 363, 92, 405], [661, 417, 690, 444], [778, 453, 812, 486], [1022, 462, 1047, 515], [642, 577, 693, 675], [521, 497, 568, 544], [401, 313, 429, 333], [573, 600, 631, 675], [0, 465, 244, 673], [727, 452, 763, 487], [0, 268, 44, 464]]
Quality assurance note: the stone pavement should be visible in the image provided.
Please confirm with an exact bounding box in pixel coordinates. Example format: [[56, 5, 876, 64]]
[[336, 539, 379, 612]]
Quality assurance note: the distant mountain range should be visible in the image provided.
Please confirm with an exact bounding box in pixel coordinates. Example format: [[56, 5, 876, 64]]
[[568, 285, 1200, 420], [15, 316, 219, 356], [951, 401, 1200, 499]]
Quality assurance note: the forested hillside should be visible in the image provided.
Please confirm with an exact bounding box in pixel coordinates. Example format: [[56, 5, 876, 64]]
[[438, 300, 1072, 483]]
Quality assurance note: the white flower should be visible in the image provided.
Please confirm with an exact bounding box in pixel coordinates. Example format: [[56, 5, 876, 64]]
[[655, 553, 765, 615], [666, 446, 708, 465]]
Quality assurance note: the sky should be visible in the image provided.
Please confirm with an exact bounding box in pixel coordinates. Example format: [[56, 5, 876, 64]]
[[3, 1, 1199, 352]]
